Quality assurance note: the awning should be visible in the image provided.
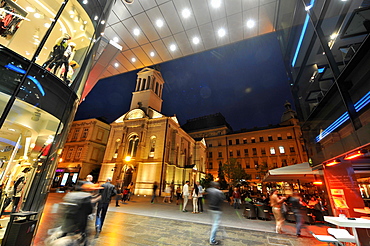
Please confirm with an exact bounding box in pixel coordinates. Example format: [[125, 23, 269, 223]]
[[263, 162, 322, 183]]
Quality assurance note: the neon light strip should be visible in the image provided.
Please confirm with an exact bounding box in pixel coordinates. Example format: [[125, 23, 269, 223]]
[[291, 0, 315, 67], [316, 91, 370, 142], [5, 64, 45, 96]]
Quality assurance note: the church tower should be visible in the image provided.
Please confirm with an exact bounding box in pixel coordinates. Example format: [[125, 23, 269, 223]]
[[130, 67, 165, 113]]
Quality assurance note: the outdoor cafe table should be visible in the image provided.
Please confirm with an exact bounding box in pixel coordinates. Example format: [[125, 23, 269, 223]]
[[324, 216, 370, 246]]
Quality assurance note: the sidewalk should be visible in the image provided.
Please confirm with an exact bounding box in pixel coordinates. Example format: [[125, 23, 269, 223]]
[[35, 193, 331, 245]]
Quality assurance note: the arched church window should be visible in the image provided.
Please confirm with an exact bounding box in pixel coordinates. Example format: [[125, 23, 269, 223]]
[[149, 136, 156, 158], [113, 138, 121, 159], [127, 135, 139, 157]]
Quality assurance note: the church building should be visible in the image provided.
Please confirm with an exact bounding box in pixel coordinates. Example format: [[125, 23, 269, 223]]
[[98, 68, 207, 195]]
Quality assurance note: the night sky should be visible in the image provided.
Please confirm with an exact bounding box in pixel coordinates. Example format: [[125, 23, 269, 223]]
[[75, 31, 293, 131]]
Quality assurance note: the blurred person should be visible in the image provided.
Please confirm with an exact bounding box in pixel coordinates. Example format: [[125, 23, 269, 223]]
[[127, 182, 134, 201], [182, 181, 190, 212], [232, 187, 241, 209], [192, 183, 199, 213], [288, 191, 307, 236], [85, 175, 93, 184], [176, 186, 182, 205], [197, 181, 204, 213], [208, 181, 225, 245], [163, 184, 171, 203], [270, 189, 286, 233], [115, 180, 122, 207], [96, 177, 116, 236], [151, 181, 158, 204]]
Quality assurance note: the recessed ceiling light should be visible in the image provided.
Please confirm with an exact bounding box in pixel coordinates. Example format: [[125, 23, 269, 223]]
[[246, 19, 255, 28], [218, 28, 226, 37], [113, 37, 119, 42], [156, 19, 164, 28], [210, 0, 221, 8], [192, 37, 200, 44], [133, 28, 140, 36], [69, 10, 74, 15], [114, 62, 119, 67], [34, 13, 41, 18], [94, 16, 98, 20], [150, 51, 155, 57], [131, 58, 136, 62], [26, 7, 35, 12], [8, 128, 16, 132], [170, 44, 176, 51], [182, 8, 191, 19], [44, 23, 50, 28], [83, 0, 88, 4]]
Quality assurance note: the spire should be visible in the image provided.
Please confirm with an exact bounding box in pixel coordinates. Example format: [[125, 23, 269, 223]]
[[281, 100, 298, 124]]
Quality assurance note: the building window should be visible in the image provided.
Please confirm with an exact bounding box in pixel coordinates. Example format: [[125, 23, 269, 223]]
[[209, 162, 213, 169], [229, 150, 233, 157], [289, 146, 295, 153], [279, 146, 285, 154], [268, 135, 273, 141], [254, 160, 259, 168], [246, 162, 250, 169], [273, 162, 278, 168], [218, 141, 221, 146], [282, 159, 287, 167], [270, 147, 276, 155], [208, 143, 213, 147], [127, 135, 139, 157], [66, 148, 74, 159], [149, 136, 156, 158], [91, 148, 99, 161], [218, 152, 222, 158], [75, 147, 83, 159], [243, 138, 247, 144], [251, 137, 256, 143], [96, 129, 104, 141], [244, 149, 249, 156], [229, 140, 232, 145], [72, 129, 80, 140], [252, 148, 257, 155], [256, 174, 260, 180], [261, 147, 266, 155], [259, 136, 264, 142], [81, 128, 89, 139], [287, 133, 293, 139], [236, 139, 240, 145], [277, 134, 282, 140], [208, 152, 213, 158], [236, 150, 241, 156]]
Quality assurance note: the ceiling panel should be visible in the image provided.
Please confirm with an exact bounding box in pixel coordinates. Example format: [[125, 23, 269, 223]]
[[98, 0, 279, 78]]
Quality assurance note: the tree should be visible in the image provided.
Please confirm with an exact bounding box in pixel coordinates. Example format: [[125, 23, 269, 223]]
[[256, 162, 268, 180], [222, 158, 251, 186], [200, 173, 214, 189]]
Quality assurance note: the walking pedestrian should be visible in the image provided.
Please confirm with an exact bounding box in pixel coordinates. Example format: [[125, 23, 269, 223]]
[[176, 186, 181, 205], [232, 187, 241, 209], [151, 181, 158, 203], [288, 191, 307, 236], [96, 178, 116, 236], [192, 183, 199, 213], [182, 181, 190, 212], [197, 181, 204, 213], [270, 189, 286, 233], [208, 181, 225, 245]]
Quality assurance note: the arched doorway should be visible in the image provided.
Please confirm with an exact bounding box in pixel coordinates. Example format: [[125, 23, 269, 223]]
[[121, 166, 134, 187]]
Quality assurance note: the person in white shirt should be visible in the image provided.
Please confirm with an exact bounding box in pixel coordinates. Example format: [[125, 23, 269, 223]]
[[196, 181, 204, 213], [182, 181, 190, 212]]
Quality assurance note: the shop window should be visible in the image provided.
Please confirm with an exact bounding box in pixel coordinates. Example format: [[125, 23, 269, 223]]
[[252, 148, 257, 155], [75, 147, 83, 159], [289, 146, 295, 153], [228, 139, 232, 145], [243, 138, 247, 144], [287, 133, 293, 139], [72, 129, 80, 140], [208, 152, 213, 158], [236, 139, 240, 145], [218, 152, 222, 158], [261, 147, 266, 155], [268, 135, 273, 141], [81, 128, 89, 139], [244, 149, 249, 156], [236, 150, 240, 156], [127, 135, 139, 157], [229, 150, 233, 157], [279, 146, 285, 154], [251, 137, 256, 143], [209, 162, 213, 169], [270, 147, 276, 155], [259, 136, 264, 142], [149, 136, 156, 158], [277, 134, 282, 140]]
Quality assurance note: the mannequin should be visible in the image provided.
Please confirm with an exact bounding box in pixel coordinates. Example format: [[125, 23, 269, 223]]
[[12, 167, 31, 213], [53, 42, 76, 82], [42, 33, 71, 70]]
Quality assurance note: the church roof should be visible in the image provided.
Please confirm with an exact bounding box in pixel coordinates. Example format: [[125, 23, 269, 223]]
[[181, 113, 232, 133]]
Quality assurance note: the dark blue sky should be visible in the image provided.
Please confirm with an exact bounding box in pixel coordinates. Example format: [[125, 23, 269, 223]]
[[76, 31, 293, 131]]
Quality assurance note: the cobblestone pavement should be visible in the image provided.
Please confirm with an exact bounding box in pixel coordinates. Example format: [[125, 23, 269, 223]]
[[35, 193, 330, 245]]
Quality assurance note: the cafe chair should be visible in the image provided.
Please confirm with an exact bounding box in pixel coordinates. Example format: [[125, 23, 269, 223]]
[[310, 231, 343, 246], [327, 228, 356, 245], [243, 203, 257, 219]]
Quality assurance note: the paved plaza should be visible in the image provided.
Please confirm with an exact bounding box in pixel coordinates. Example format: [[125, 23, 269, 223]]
[[34, 193, 331, 245]]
